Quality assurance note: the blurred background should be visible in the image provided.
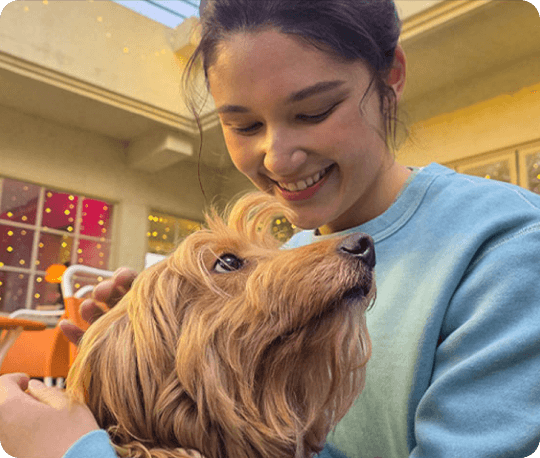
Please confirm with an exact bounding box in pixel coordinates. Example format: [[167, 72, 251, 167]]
[[0, 0, 538, 313]]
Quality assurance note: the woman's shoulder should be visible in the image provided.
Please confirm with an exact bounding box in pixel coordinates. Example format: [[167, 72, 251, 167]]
[[422, 163, 540, 208], [418, 163, 540, 226]]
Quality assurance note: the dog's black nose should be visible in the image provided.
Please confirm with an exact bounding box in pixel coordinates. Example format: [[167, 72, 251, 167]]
[[339, 233, 376, 269]]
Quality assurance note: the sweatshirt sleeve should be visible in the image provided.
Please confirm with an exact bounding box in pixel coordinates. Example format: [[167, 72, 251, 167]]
[[64, 432, 345, 458], [410, 227, 540, 457], [63, 430, 118, 458]]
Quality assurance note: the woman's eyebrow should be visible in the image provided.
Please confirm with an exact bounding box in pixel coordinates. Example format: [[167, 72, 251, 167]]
[[216, 80, 346, 114]]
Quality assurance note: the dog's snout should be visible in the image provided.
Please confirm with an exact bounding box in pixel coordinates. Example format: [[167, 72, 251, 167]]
[[339, 234, 376, 268]]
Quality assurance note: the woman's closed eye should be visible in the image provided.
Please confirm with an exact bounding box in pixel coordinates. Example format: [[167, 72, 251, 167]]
[[230, 101, 342, 134]]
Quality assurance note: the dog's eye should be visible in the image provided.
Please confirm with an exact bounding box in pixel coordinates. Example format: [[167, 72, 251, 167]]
[[213, 254, 244, 273]]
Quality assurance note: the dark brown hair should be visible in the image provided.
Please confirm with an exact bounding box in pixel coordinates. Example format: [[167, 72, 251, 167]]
[[183, 0, 404, 154]]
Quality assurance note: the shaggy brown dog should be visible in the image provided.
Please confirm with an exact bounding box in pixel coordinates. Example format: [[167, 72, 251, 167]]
[[66, 192, 376, 458]]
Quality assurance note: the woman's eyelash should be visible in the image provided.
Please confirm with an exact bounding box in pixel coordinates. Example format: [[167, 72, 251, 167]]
[[232, 103, 341, 133]]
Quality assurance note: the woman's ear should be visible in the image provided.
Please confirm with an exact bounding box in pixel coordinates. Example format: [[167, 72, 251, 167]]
[[388, 45, 407, 102]]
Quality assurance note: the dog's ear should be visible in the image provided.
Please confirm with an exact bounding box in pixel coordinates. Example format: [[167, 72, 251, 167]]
[[65, 259, 188, 444]]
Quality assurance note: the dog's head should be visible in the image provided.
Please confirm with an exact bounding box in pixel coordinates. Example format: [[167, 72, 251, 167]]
[[66, 192, 376, 458]]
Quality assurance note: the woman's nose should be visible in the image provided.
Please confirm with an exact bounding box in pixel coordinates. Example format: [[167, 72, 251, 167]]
[[262, 129, 308, 176]]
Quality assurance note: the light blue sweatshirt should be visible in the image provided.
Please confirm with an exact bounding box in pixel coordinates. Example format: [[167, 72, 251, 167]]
[[63, 430, 347, 457], [64, 164, 540, 457]]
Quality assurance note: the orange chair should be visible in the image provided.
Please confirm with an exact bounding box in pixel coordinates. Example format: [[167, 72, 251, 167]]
[[61, 265, 114, 365], [0, 314, 70, 387], [63, 296, 91, 365]]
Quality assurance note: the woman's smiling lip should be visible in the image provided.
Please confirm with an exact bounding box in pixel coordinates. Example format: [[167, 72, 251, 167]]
[[271, 164, 335, 202]]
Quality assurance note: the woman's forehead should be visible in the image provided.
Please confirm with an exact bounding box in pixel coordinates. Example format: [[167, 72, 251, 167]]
[[207, 30, 366, 96]]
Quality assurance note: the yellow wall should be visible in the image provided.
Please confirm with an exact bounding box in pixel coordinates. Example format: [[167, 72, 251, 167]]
[[0, 0, 201, 117], [0, 104, 221, 271], [398, 81, 540, 167]]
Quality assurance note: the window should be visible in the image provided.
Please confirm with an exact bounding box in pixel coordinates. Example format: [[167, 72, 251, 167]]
[[0, 177, 114, 312], [146, 211, 201, 267], [145, 209, 295, 269]]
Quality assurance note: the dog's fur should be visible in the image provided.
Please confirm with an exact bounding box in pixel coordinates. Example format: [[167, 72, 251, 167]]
[[66, 192, 376, 458]]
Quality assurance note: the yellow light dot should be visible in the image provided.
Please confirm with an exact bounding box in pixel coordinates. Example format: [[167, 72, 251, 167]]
[[123, 47, 129, 54], [68, 195, 75, 201], [103, 206, 108, 211], [21, 230, 26, 235], [162, 235, 167, 240], [19, 260, 25, 265], [97, 276, 103, 282], [61, 242, 67, 248], [75, 283, 80, 288], [21, 216, 27, 221], [36, 277, 42, 283], [97, 244, 101, 249], [47, 192, 52, 197], [0, 262, 3, 267], [69, 204, 74, 209], [34, 293, 40, 299], [97, 16, 103, 22], [43, 0, 48, 4], [6, 246, 13, 252], [45, 208, 51, 213], [78, 258, 83, 263], [64, 210, 70, 215], [147, 232, 151, 237], [6, 212, 13, 218], [485, 175, 491, 179], [18, 274, 24, 279], [99, 253, 104, 257], [68, 226, 73, 232], [24, 6, 29, 11], [0, 281, 2, 286], [152, 232, 158, 237], [148, 215, 153, 221], [35, 260, 40, 266], [7, 231, 13, 236], [98, 220, 104, 226], [39, 243, 44, 248]]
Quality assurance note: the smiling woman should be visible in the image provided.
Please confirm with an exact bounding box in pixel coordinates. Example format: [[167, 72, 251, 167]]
[[183, 0, 409, 233]]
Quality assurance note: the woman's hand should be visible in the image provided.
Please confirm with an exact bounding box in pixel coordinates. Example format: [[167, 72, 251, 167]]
[[59, 267, 137, 345], [0, 373, 100, 458]]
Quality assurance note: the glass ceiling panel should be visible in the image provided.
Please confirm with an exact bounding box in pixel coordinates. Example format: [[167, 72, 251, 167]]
[[112, 0, 201, 28]]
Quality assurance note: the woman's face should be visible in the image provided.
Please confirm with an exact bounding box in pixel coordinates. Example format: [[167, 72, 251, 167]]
[[208, 29, 408, 232]]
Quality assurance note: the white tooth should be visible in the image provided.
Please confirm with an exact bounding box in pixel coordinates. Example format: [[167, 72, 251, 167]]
[[306, 177, 314, 187], [288, 182, 298, 192], [313, 172, 321, 183], [297, 180, 308, 191]]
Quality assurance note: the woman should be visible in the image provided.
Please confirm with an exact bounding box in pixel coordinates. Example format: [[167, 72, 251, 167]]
[[1, 0, 539, 457]]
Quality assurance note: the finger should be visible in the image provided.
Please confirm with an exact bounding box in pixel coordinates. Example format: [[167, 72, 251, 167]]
[[0, 373, 29, 403], [91, 268, 137, 307], [79, 299, 107, 324], [59, 319, 85, 345], [0, 373, 30, 390], [26, 379, 68, 409]]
